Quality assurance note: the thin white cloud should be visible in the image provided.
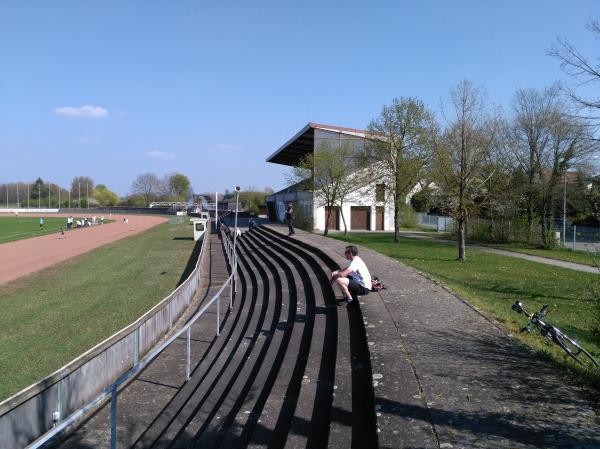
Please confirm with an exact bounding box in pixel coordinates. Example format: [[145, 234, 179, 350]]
[[79, 137, 97, 144], [54, 105, 108, 118], [146, 150, 175, 161], [210, 143, 238, 153]]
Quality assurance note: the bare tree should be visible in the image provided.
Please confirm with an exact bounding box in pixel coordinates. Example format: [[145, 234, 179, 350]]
[[549, 19, 600, 113], [508, 87, 557, 239], [433, 80, 499, 261], [130, 173, 161, 206], [366, 97, 437, 242], [537, 108, 597, 245]]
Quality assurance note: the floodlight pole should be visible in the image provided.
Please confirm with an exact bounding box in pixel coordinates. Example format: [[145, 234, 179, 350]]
[[78, 183, 81, 208], [16, 183, 19, 208], [48, 183, 51, 209], [215, 190, 218, 230], [27, 183, 29, 209]]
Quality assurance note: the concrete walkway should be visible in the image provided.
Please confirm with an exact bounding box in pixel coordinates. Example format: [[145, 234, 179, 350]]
[[276, 224, 600, 449], [398, 231, 599, 274]]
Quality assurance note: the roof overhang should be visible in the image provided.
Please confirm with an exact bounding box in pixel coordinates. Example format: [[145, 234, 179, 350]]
[[266, 122, 369, 167]]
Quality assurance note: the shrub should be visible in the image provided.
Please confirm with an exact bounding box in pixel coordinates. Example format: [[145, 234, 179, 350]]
[[399, 205, 418, 229]]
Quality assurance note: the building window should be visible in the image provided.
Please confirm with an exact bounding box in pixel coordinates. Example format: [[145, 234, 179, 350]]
[[375, 184, 385, 202]]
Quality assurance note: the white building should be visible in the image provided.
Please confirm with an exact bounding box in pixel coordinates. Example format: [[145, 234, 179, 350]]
[[266, 122, 395, 232]]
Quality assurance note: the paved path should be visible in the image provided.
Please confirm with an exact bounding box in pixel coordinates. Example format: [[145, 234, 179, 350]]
[[399, 231, 598, 274]]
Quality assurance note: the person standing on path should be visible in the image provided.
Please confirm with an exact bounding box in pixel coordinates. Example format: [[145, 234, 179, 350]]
[[285, 202, 295, 236], [331, 245, 371, 306]]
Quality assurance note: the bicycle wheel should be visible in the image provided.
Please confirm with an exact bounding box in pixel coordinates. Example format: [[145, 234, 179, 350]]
[[552, 330, 600, 369]]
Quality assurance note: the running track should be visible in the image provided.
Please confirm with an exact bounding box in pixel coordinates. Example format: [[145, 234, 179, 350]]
[[0, 214, 168, 286]]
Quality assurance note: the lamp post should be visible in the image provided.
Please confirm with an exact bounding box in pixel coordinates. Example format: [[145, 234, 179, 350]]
[[232, 186, 241, 294], [215, 190, 218, 230], [563, 173, 567, 247]]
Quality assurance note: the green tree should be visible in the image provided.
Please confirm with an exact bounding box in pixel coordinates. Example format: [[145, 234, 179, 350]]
[[366, 97, 437, 242], [290, 140, 368, 235], [433, 80, 499, 261], [93, 184, 119, 206], [168, 173, 191, 201]]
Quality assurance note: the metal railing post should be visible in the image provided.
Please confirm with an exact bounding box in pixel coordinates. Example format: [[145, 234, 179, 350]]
[[230, 277, 233, 310], [110, 386, 118, 449], [216, 297, 220, 337], [134, 327, 139, 364], [186, 327, 191, 381]]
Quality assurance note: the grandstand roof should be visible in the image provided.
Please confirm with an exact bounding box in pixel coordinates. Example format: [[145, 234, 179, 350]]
[[266, 122, 368, 167]]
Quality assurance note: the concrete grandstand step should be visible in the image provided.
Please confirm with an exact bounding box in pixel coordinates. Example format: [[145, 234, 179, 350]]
[[200, 233, 294, 448], [147, 235, 274, 448], [257, 226, 379, 449], [241, 229, 323, 448]]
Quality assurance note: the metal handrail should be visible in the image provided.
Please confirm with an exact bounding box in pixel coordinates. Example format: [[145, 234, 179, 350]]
[[29, 229, 237, 449]]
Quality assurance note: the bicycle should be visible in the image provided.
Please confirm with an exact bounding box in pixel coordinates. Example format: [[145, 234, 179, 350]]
[[511, 301, 600, 369]]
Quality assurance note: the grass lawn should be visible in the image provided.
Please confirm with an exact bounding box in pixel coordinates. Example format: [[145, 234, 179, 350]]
[[417, 231, 599, 267], [332, 233, 600, 387], [0, 216, 111, 244], [0, 221, 197, 401]]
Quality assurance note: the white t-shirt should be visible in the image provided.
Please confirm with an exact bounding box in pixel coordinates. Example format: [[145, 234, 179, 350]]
[[347, 256, 371, 290]]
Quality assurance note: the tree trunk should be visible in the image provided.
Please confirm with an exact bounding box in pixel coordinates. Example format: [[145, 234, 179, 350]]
[[324, 207, 331, 236], [340, 207, 348, 236], [458, 218, 466, 261], [394, 193, 401, 243]]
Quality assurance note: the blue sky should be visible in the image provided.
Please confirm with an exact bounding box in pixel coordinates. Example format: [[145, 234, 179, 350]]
[[0, 1, 598, 195]]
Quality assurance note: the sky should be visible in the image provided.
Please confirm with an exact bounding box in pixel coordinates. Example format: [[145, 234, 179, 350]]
[[0, 1, 598, 196]]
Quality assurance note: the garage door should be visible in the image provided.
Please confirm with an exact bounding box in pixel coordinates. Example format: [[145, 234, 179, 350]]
[[375, 206, 384, 230], [351, 206, 370, 230]]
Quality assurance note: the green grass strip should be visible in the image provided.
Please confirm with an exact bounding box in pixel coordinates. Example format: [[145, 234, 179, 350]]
[[0, 221, 196, 401], [332, 232, 600, 389], [0, 216, 112, 244]]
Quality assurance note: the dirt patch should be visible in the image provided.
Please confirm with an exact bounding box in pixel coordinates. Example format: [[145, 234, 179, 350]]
[[0, 214, 169, 285]]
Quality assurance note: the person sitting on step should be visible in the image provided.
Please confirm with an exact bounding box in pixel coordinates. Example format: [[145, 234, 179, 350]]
[[330, 245, 371, 307]]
